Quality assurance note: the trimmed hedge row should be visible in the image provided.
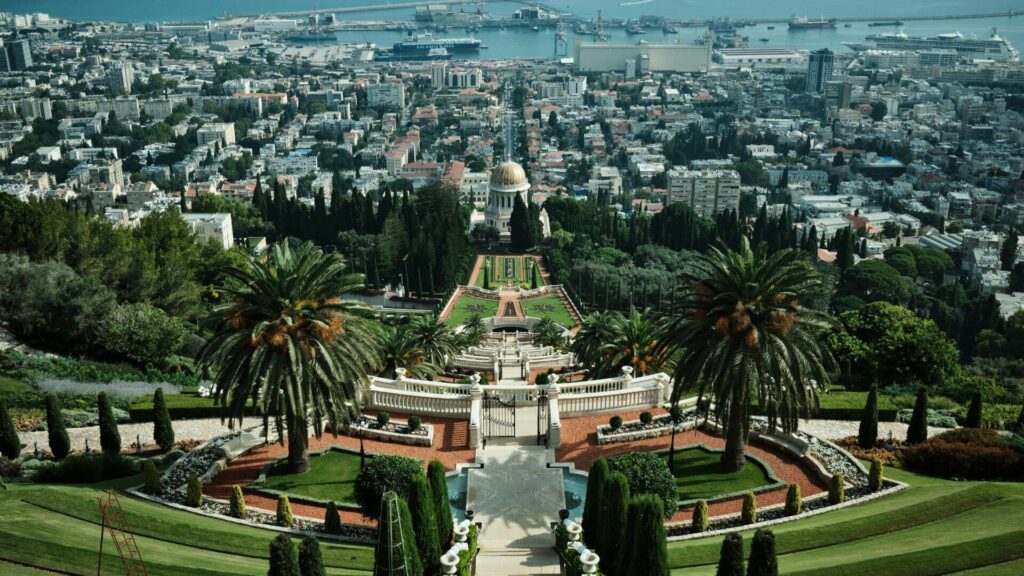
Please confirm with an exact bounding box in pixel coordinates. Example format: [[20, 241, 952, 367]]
[[128, 393, 259, 421]]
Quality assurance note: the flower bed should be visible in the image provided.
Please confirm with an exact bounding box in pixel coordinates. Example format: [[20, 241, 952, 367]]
[[332, 415, 434, 447], [595, 411, 698, 445]]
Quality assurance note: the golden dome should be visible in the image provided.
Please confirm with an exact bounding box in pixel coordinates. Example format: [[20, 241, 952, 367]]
[[489, 161, 528, 187]]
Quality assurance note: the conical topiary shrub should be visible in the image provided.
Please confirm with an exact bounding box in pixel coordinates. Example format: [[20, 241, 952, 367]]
[[907, 388, 929, 445], [143, 459, 162, 494], [324, 501, 342, 535], [716, 533, 745, 576], [97, 392, 121, 455], [965, 392, 983, 428], [277, 494, 294, 528], [783, 483, 801, 516], [828, 472, 845, 505], [747, 529, 778, 576], [230, 485, 247, 519], [45, 393, 70, 459], [868, 460, 884, 493], [692, 499, 709, 533], [858, 384, 879, 449], [581, 457, 609, 548], [597, 471, 630, 575], [623, 495, 668, 576], [298, 536, 325, 576], [427, 460, 453, 546], [185, 473, 203, 507], [407, 473, 440, 575], [268, 533, 298, 576], [741, 492, 757, 525], [374, 491, 423, 576], [152, 388, 175, 452], [0, 398, 21, 459]]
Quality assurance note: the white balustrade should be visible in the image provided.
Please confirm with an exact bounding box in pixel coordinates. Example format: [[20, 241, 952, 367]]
[[369, 386, 471, 417]]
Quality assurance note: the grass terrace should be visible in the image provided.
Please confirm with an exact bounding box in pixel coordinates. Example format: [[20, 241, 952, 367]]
[[445, 294, 499, 327], [521, 294, 576, 328], [661, 447, 778, 502], [257, 448, 364, 506]]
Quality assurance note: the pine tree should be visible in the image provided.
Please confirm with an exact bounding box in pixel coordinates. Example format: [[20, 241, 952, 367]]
[[597, 472, 630, 575], [186, 473, 204, 507], [268, 534, 299, 576], [858, 384, 879, 449], [907, 388, 929, 445], [0, 399, 21, 459], [828, 472, 845, 505], [623, 495, 669, 576], [97, 392, 121, 455], [143, 460, 162, 494], [868, 460, 884, 493], [374, 492, 423, 576], [230, 485, 247, 519], [324, 501, 342, 535], [691, 499, 709, 533], [298, 537, 326, 576], [747, 529, 778, 576], [509, 193, 533, 252], [152, 388, 175, 452], [741, 492, 757, 525], [45, 393, 70, 459], [581, 458, 609, 548], [278, 494, 294, 527], [716, 533, 745, 576], [408, 474, 440, 575], [427, 461, 453, 546], [965, 392, 983, 428], [784, 484, 801, 516]]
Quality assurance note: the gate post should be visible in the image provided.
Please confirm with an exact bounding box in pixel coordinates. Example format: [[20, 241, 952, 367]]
[[547, 383, 562, 449], [469, 374, 482, 449]]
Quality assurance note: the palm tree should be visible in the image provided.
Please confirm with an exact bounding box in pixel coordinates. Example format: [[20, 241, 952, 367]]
[[572, 309, 673, 377], [456, 314, 488, 350], [533, 317, 567, 350], [571, 311, 617, 374], [378, 323, 441, 380], [406, 314, 460, 367], [662, 239, 834, 472], [199, 241, 380, 474]]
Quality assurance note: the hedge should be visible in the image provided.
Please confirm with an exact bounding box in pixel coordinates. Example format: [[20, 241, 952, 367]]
[[128, 393, 259, 422]]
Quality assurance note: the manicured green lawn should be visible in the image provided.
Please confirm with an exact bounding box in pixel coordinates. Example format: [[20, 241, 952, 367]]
[[260, 449, 362, 505], [0, 481, 373, 576], [522, 294, 575, 328], [667, 467, 1024, 576], [446, 294, 499, 326], [814, 389, 900, 421], [661, 447, 776, 502]]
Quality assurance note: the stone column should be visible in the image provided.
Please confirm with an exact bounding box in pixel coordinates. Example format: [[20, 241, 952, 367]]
[[469, 374, 482, 449], [547, 382, 561, 449]]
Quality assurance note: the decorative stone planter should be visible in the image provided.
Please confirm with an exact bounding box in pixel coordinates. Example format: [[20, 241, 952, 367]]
[[595, 413, 697, 445], [331, 417, 434, 447]]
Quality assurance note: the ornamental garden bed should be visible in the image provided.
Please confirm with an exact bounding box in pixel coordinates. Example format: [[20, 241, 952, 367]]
[[595, 411, 698, 445], [247, 446, 367, 511], [331, 414, 434, 447], [657, 445, 785, 504]]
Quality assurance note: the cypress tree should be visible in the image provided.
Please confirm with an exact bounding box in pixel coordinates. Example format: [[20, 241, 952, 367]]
[[858, 384, 879, 449], [907, 388, 929, 445], [597, 472, 630, 575], [298, 536, 326, 576], [45, 393, 70, 459], [691, 499, 709, 533], [828, 472, 845, 505], [374, 492, 423, 576], [186, 473, 204, 507], [783, 484, 801, 516], [868, 460, 884, 493], [581, 457, 609, 548], [278, 494, 294, 528], [97, 392, 121, 455], [427, 460, 453, 546], [747, 529, 778, 576], [408, 474, 440, 575], [230, 485, 247, 519], [143, 459, 162, 494], [965, 392, 983, 428], [0, 399, 21, 459], [152, 388, 175, 452], [324, 501, 342, 535], [1017, 404, 1024, 431], [268, 534, 299, 576], [741, 492, 757, 525], [624, 495, 669, 576], [716, 533, 745, 576]]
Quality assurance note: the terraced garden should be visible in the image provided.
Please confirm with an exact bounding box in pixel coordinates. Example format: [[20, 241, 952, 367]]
[[474, 255, 542, 290], [666, 467, 1024, 575], [444, 294, 499, 327], [521, 294, 576, 328], [661, 447, 777, 502], [257, 449, 364, 505]]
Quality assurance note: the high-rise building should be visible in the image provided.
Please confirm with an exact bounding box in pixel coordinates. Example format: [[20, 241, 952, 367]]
[[108, 64, 134, 95], [666, 168, 741, 217], [0, 38, 33, 72], [367, 82, 406, 109], [806, 49, 834, 93], [825, 80, 852, 109], [430, 63, 447, 90]]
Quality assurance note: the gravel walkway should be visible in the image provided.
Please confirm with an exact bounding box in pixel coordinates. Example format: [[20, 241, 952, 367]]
[[18, 418, 241, 455], [798, 419, 950, 442]]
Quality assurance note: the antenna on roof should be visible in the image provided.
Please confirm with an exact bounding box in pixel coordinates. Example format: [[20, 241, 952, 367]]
[[503, 83, 513, 162]]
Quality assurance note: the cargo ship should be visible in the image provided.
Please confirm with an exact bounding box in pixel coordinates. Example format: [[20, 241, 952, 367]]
[[862, 29, 1020, 62], [375, 47, 452, 62], [284, 29, 337, 43], [868, 20, 904, 27], [392, 34, 482, 55], [788, 16, 838, 30]]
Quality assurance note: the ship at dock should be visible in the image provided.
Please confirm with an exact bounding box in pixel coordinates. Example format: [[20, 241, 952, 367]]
[[868, 20, 905, 27], [392, 34, 482, 56], [788, 16, 838, 30], [859, 29, 1020, 62], [283, 29, 337, 43]]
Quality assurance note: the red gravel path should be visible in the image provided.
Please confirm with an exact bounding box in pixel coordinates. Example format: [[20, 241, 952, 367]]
[[556, 408, 829, 523]]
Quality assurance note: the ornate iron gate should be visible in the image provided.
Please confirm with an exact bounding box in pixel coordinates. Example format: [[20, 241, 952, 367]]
[[483, 394, 516, 438], [536, 389, 549, 447]]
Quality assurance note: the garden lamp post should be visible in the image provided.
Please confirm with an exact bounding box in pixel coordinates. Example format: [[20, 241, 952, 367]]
[[668, 403, 682, 470], [358, 419, 366, 470]]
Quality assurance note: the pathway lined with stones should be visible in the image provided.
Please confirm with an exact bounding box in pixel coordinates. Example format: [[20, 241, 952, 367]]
[[19, 418, 238, 456]]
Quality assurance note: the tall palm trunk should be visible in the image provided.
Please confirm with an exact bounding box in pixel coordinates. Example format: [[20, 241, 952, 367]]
[[721, 385, 747, 472], [286, 411, 311, 474]]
